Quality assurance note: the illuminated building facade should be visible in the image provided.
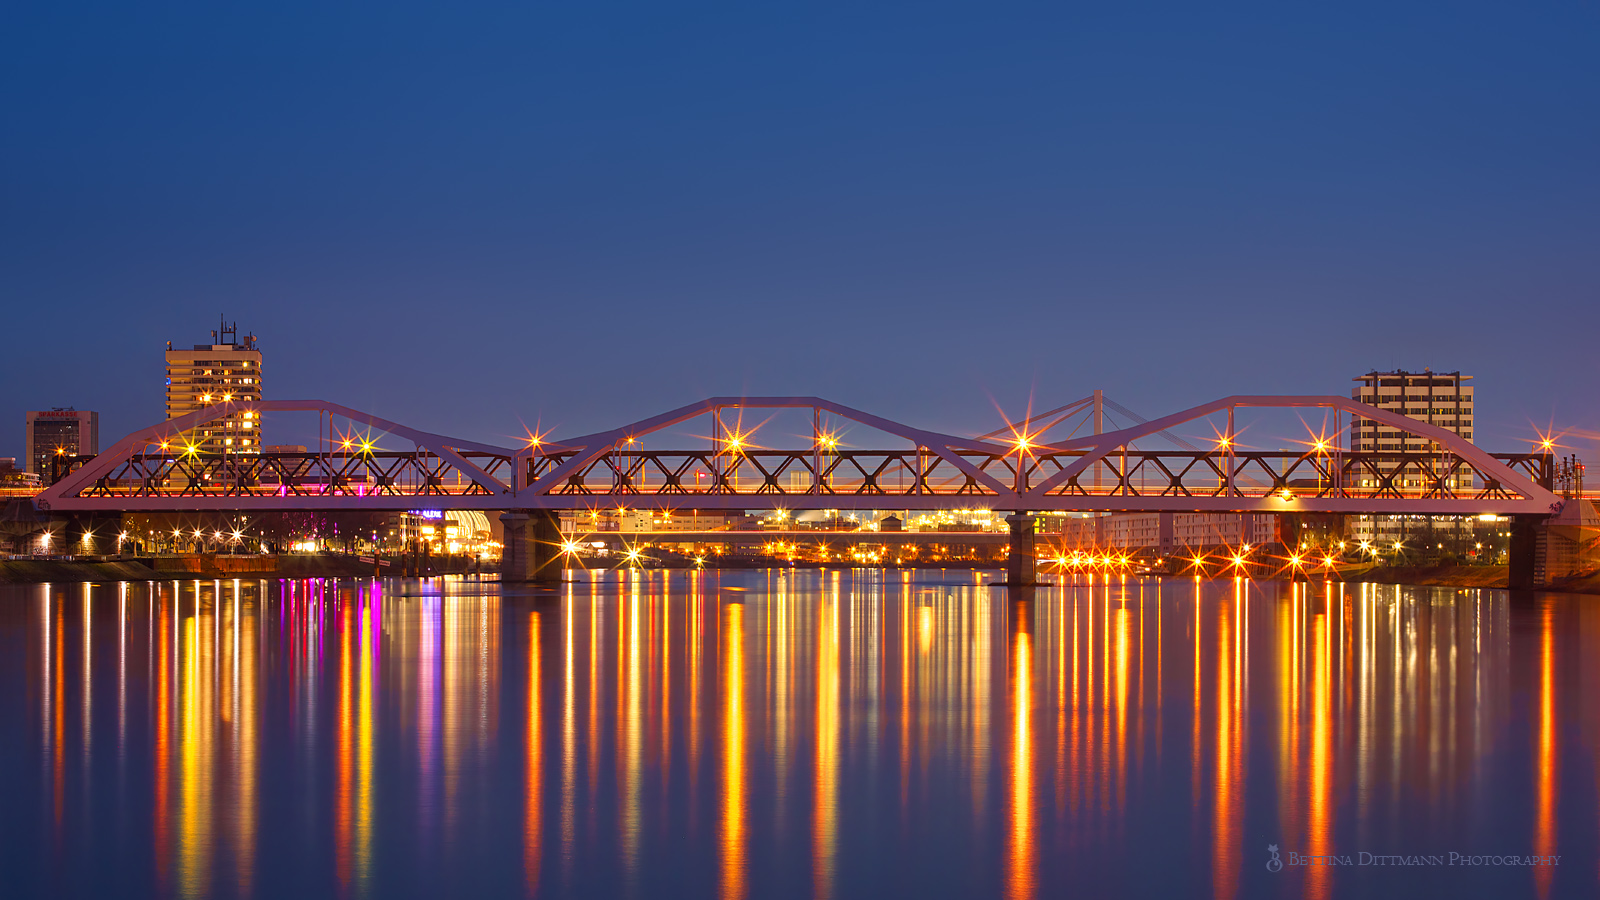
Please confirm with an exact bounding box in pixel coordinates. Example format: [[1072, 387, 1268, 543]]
[[1349, 369, 1473, 454], [395, 509, 498, 557], [1046, 511, 1277, 554], [1348, 369, 1481, 555], [0, 457, 43, 492], [560, 509, 746, 533], [25, 408, 98, 478], [165, 318, 262, 455]]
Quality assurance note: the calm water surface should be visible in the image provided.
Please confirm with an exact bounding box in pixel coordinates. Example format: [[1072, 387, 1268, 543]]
[[2, 571, 1597, 899]]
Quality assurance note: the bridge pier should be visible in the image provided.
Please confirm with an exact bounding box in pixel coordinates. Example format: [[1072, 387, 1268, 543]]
[[1508, 515, 1540, 591], [1512, 500, 1600, 589], [501, 510, 562, 584], [1005, 513, 1037, 588]]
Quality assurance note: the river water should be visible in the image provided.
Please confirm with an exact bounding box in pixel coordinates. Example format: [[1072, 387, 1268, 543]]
[[1, 571, 1596, 899]]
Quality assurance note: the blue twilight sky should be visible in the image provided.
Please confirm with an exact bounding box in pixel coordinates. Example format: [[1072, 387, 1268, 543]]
[[3, 2, 1598, 456]]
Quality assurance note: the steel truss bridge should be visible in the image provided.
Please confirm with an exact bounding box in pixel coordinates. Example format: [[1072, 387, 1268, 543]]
[[36, 395, 1562, 517]]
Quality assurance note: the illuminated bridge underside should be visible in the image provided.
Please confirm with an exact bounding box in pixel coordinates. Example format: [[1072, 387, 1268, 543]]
[[37, 396, 1561, 516]]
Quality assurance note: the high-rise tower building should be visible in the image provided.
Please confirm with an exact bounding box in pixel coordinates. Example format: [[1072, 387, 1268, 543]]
[[25, 408, 98, 478], [165, 318, 262, 454], [1349, 369, 1474, 450], [1347, 369, 1479, 553]]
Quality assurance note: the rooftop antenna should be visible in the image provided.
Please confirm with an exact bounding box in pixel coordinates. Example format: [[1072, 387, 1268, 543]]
[[219, 314, 237, 346]]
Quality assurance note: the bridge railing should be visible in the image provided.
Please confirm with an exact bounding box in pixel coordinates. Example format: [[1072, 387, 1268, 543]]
[[31, 395, 1566, 515], [522, 448, 1550, 502], [53, 450, 515, 500], [46, 447, 1551, 504]]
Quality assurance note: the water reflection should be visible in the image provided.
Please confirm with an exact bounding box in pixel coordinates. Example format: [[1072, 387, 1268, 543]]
[[813, 585, 838, 900], [5, 574, 1599, 899], [720, 599, 746, 900], [1006, 600, 1034, 900], [524, 609, 543, 897]]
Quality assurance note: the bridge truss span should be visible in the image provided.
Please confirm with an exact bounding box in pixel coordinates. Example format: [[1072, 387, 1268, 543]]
[[35, 395, 1562, 516]]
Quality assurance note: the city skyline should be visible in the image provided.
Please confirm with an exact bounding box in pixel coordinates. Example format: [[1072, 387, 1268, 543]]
[[5, 7, 1599, 899], [3, 2, 1597, 460], [1, 314, 1591, 458]]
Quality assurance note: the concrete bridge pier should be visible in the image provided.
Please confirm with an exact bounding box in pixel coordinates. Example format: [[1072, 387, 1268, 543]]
[[1512, 499, 1600, 589], [1508, 514, 1541, 591], [1509, 500, 1600, 589], [1005, 513, 1037, 588], [500, 510, 562, 584]]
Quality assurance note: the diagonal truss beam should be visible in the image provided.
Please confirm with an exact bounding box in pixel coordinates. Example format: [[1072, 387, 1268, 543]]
[[37, 400, 517, 509], [1022, 395, 1558, 509], [33, 394, 1563, 516], [517, 397, 1021, 503]]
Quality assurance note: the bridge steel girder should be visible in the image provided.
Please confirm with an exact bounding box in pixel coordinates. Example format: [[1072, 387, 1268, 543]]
[[33, 395, 1565, 518], [513, 396, 1015, 498], [34, 399, 516, 514]]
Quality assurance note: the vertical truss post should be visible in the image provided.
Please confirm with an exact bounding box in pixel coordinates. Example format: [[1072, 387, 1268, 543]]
[[1225, 406, 1236, 497], [1093, 389, 1104, 493], [712, 407, 724, 490], [1333, 408, 1344, 497], [812, 407, 821, 496]]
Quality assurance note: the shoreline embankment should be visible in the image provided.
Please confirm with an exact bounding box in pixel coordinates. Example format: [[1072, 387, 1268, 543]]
[[5, 557, 1599, 595], [0, 553, 477, 584]]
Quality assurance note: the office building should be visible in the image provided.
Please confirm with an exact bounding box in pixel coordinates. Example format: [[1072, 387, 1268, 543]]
[[165, 318, 262, 454], [1349, 369, 1473, 452], [1045, 511, 1278, 555], [1348, 369, 1483, 556], [25, 408, 98, 478]]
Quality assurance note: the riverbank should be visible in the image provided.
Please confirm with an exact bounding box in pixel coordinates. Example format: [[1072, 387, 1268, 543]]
[[0, 553, 479, 584], [7, 556, 1600, 594], [1339, 563, 1511, 589], [1336, 563, 1600, 595]]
